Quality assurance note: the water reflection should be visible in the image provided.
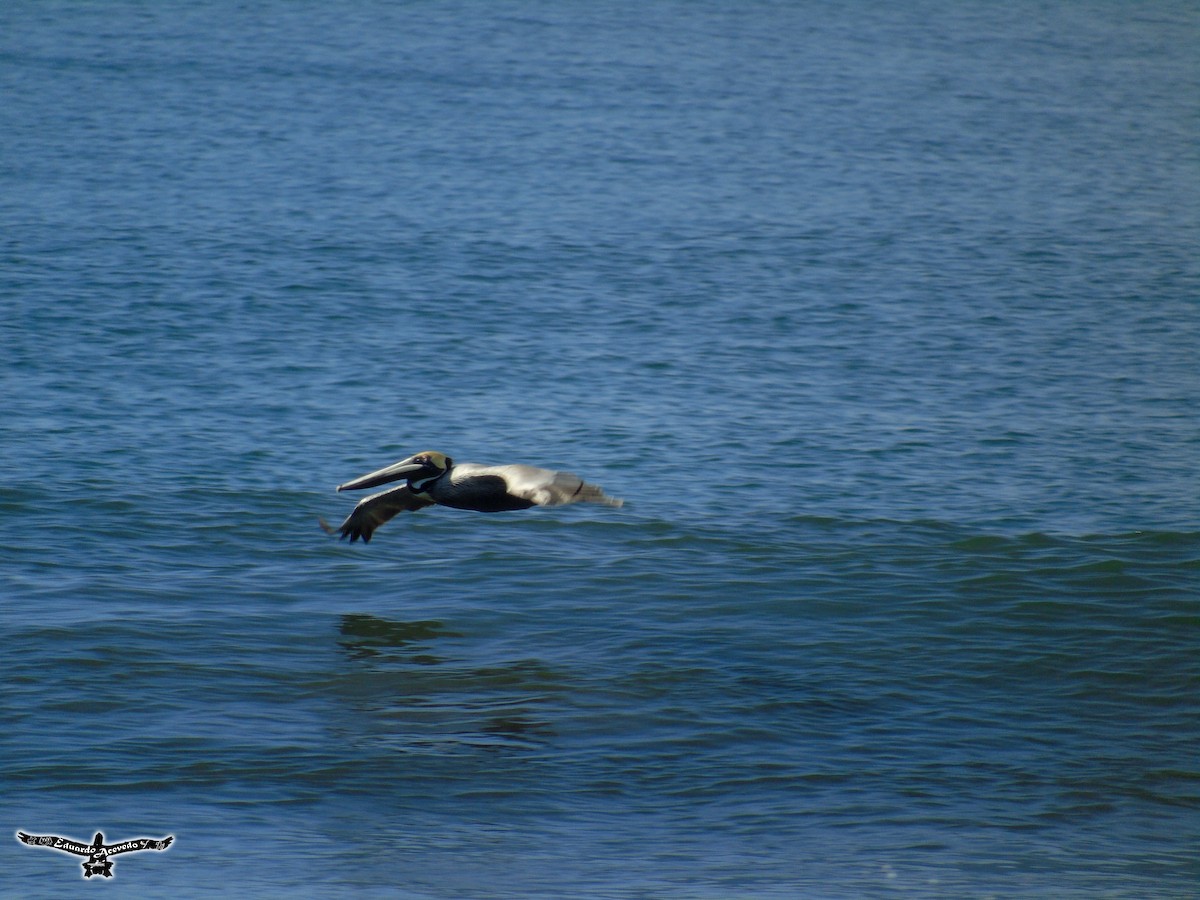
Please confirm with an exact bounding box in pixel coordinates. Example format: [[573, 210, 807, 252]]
[[334, 614, 554, 746], [337, 614, 461, 662]]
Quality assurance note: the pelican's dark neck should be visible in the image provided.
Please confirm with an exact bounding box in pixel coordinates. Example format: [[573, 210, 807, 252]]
[[410, 469, 447, 492]]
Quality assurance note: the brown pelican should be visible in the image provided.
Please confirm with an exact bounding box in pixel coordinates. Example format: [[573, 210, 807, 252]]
[[321, 451, 623, 542]]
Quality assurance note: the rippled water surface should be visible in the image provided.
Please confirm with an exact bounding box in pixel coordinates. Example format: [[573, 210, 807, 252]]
[[3, 1, 1198, 897]]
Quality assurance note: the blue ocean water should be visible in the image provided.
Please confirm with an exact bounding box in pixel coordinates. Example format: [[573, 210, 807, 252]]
[[2, 1, 1198, 896]]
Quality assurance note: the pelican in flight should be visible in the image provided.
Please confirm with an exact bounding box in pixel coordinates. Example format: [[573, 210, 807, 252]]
[[321, 451, 623, 542]]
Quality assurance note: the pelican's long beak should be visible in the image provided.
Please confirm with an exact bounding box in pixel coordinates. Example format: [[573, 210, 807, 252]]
[[336, 456, 426, 492]]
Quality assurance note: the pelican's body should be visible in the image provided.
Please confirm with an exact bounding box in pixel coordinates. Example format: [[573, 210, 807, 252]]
[[322, 451, 623, 542]]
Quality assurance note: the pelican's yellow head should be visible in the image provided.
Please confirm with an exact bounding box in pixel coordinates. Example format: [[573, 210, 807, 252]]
[[408, 451, 451, 475]]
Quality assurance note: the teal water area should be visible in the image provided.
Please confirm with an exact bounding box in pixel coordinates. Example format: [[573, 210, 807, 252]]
[[2, 1, 1198, 896]]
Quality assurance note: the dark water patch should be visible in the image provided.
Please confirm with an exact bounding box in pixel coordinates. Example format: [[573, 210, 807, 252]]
[[337, 614, 461, 660]]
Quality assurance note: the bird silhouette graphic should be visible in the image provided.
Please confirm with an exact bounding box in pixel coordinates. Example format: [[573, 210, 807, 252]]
[[17, 830, 173, 878]]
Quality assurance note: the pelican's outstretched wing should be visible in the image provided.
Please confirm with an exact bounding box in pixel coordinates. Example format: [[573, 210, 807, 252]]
[[16, 833, 89, 856], [320, 484, 434, 543], [107, 837, 173, 855], [495, 465, 624, 508]]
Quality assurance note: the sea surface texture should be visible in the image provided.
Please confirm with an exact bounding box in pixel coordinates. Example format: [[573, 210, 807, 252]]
[[2, 2, 1198, 897]]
